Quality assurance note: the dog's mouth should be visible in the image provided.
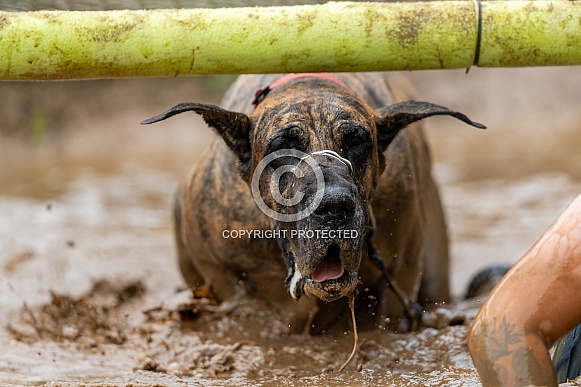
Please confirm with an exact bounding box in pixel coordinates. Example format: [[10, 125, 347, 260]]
[[311, 243, 344, 283], [287, 242, 361, 303], [298, 243, 358, 302]]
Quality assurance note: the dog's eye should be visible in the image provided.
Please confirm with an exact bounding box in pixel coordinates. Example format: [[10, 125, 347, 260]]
[[343, 132, 366, 151], [264, 126, 308, 165], [347, 136, 363, 149], [265, 124, 306, 156], [340, 124, 372, 170], [339, 122, 368, 152], [265, 136, 288, 155]]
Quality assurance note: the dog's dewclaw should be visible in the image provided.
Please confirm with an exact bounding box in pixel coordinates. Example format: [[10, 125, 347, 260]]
[[338, 295, 358, 372]]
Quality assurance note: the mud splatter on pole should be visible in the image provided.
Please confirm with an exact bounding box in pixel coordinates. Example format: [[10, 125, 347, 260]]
[[0, 1, 579, 80], [479, 1, 581, 67]]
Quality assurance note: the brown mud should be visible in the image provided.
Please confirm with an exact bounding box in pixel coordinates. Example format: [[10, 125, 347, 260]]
[[1, 67, 581, 386]]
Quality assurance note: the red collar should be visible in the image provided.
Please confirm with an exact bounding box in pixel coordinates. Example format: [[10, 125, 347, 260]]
[[252, 73, 350, 110]]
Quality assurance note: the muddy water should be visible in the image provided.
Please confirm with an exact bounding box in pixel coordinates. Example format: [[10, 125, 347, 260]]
[[1, 68, 581, 386]]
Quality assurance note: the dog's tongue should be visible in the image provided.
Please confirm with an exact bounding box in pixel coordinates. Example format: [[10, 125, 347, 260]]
[[311, 247, 344, 282]]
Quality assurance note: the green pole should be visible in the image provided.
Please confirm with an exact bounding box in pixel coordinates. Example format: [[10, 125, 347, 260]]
[[480, 1, 581, 67], [0, 1, 579, 80]]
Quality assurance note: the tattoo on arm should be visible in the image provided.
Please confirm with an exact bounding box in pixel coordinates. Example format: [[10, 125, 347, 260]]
[[469, 316, 556, 387], [470, 316, 523, 386]]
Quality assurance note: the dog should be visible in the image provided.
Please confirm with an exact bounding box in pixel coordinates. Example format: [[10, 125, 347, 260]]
[[142, 73, 484, 334]]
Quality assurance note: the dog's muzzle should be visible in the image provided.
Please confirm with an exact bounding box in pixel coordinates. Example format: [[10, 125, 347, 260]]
[[289, 263, 359, 303], [286, 149, 363, 303]]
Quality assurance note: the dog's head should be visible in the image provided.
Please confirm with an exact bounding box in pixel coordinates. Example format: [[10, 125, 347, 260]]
[[142, 75, 484, 303]]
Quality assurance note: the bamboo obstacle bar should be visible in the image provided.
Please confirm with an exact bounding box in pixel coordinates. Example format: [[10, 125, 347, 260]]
[[0, 1, 580, 80]]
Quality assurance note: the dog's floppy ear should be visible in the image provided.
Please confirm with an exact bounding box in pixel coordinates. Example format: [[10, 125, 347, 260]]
[[375, 100, 485, 152], [142, 102, 251, 166]]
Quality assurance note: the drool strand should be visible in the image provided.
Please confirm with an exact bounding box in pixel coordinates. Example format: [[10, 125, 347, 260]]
[[338, 295, 358, 372]]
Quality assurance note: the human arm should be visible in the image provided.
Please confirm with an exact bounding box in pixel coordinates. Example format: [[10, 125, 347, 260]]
[[467, 194, 581, 387]]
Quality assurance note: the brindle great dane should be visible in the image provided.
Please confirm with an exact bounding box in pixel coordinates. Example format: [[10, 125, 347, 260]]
[[142, 73, 484, 334]]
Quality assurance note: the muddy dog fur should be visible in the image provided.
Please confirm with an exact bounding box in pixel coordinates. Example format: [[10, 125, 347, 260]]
[[143, 73, 484, 334]]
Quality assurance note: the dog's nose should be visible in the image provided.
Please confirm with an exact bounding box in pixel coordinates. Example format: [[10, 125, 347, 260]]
[[314, 187, 356, 218]]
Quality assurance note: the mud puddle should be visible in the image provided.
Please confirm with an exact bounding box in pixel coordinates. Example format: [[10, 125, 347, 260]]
[[3, 269, 481, 386], [1, 68, 581, 386], [2, 162, 580, 387]]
